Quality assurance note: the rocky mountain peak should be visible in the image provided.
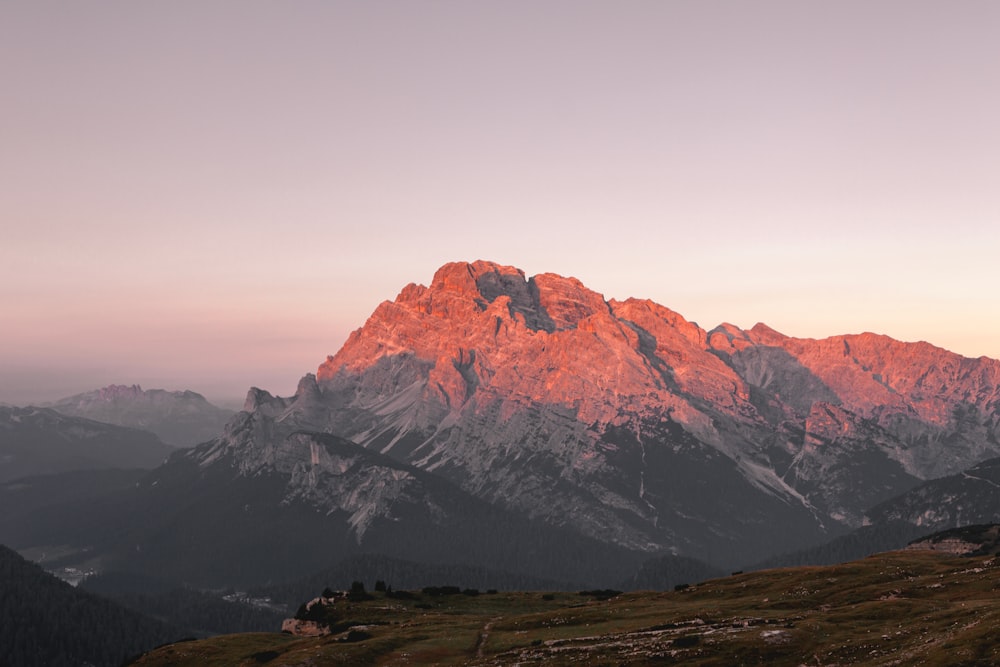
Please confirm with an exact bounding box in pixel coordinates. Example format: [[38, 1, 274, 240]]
[[318, 260, 703, 431], [315, 262, 1000, 454], [706, 323, 754, 354], [430, 260, 524, 295], [418, 260, 612, 333], [225, 261, 1000, 563], [243, 387, 292, 416]]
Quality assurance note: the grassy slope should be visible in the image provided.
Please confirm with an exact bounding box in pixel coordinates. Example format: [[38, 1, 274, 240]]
[[129, 550, 1000, 666]]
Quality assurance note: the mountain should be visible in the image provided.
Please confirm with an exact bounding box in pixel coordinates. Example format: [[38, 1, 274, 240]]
[[48, 385, 234, 447], [748, 457, 1000, 570], [0, 543, 182, 667], [0, 406, 175, 482], [865, 456, 1000, 531], [8, 260, 999, 586], [190, 260, 1000, 566]]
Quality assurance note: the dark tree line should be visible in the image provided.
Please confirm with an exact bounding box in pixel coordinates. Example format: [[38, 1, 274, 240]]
[[81, 576, 287, 636], [749, 522, 927, 570], [0, 545, 184, 667], [253, 553, 577, 608], [622, 554, 724, 591]]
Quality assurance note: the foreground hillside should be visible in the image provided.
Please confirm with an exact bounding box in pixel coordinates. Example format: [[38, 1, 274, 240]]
[[130, 550, 1000, 666]]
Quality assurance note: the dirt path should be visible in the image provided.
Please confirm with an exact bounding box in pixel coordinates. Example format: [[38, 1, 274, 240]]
[[474, 617, 502, 659]]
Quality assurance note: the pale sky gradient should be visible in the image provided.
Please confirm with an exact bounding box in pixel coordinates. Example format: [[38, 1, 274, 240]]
[[2, 1, 999, 407]]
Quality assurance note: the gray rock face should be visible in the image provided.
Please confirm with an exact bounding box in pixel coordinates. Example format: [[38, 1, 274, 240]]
[[191, 420, 437, 542]]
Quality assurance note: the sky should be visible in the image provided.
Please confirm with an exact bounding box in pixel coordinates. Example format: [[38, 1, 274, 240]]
[[2, 1, 999, 407]]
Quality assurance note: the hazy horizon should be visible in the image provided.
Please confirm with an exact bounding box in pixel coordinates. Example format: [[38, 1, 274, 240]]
[[3, 256, 998, 409], [3, 2, 999, 406]]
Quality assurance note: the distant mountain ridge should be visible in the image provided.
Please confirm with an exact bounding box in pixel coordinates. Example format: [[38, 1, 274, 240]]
[[0, 406, 174, 482], [48, 384, 234, 447]]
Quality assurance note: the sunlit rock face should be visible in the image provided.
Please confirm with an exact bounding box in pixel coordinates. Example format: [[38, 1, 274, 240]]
[[207, 261, 1000, 564], [713, 325, 1000, 479]]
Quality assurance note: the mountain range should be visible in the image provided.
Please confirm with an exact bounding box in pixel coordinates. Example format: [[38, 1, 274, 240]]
[[190, 260, 1000, 563], [46, 385, 234, 447], [4, 260, 999, 589], [1, 385, 231, 484], [0, 406, 174, 482]]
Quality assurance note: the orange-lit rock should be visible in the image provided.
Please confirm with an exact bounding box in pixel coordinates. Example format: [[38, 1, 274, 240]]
[[237, 260, 1000, 560]]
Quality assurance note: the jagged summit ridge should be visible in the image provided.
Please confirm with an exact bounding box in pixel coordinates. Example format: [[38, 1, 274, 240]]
[[318, 260, 722, 429]]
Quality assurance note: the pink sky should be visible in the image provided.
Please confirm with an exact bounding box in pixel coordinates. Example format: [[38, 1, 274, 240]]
[[2, 2, 999, 406]]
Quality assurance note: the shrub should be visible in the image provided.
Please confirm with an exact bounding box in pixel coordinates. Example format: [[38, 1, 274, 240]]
[[578, 589, 622, 600], [348, 580, 373, 601]]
